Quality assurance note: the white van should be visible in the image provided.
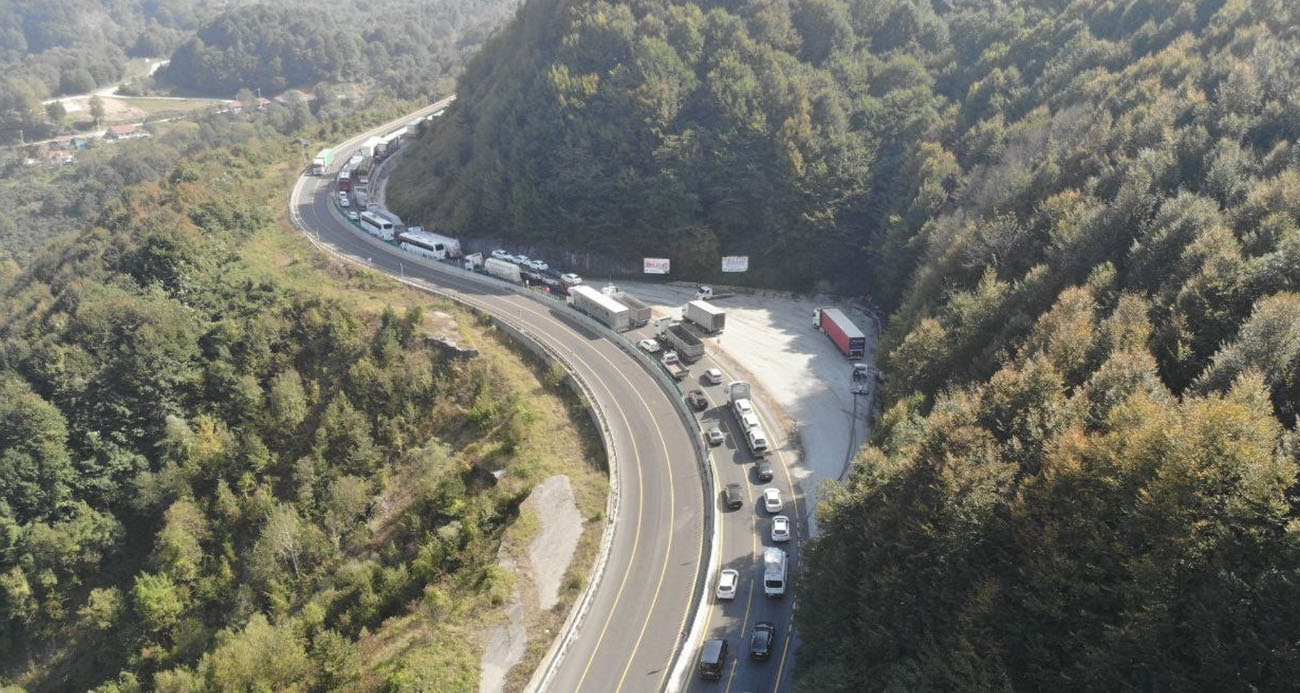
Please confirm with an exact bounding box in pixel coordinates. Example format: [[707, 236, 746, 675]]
[[763, 547, 787, 598]]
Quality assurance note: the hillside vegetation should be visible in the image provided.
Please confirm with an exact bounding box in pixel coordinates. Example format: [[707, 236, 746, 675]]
[[160, 0, 519, 99], [385, 0, 1300, 688], [0, 127, 604, 690]]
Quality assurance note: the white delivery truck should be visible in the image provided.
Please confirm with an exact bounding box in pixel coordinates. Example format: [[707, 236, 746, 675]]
[[463, 252, 484, 271], [484, 257, 522, 283], [568, 284, 632, 332], [604, 287, 652, 328], [683, 299, 726, 333], [763, 547, 787, 598]]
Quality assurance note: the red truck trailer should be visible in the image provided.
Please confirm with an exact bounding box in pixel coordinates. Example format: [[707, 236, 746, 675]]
[[814, 307, 866, 358]]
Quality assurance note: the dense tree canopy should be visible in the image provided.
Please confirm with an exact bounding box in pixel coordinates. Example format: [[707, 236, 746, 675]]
[[387, 0, 1300, 687], [159, 0, 519, 99], [0, 133, 590, 691]]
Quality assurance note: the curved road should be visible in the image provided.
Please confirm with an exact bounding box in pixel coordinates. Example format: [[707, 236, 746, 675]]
[[290, 103, 710, 692]]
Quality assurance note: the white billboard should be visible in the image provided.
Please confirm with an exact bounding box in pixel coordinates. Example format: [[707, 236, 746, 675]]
[[721, 255, 749, 272], [643, 258, 671, 274]]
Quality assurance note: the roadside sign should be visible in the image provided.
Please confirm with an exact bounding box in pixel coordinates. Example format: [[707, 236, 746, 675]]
[[721, 256, 749, 272], [644, 258, 671, 274]]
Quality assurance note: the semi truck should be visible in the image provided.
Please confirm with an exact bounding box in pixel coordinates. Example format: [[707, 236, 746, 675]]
[[604, 287, 651, 328], [684, 300, 725, 334], [568, 284, 631, 332], [763, 547, 787, 598], [729, 381, 770, 457], [657, 322, 705, 363], [662, 351, 689, 381], [814, 307, 866, 358], [484, 257, 522, 284], [311, 148, 334, 175]]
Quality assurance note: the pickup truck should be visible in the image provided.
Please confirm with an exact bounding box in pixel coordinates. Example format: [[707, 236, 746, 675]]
[[662, 351, 689, 381]]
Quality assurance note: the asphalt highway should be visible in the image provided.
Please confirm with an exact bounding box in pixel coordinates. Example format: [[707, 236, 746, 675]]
[[632, 329, 803, 693], [289, 104, 710, 693]]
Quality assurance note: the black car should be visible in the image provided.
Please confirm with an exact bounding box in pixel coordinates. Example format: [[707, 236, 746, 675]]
[[755, 458, 774, 482], [750, 622, 776, 660], [724, 482, 743, 510], [698, 638, 729, 680], [686, 389, 708, 411]]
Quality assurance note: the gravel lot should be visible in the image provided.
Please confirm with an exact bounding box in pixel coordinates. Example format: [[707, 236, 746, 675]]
[[617, 281, 878, 535]]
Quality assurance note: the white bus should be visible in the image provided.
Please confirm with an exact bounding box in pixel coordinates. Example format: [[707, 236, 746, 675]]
[[359, 211, 395, 241], [398, 228, 460, 260]]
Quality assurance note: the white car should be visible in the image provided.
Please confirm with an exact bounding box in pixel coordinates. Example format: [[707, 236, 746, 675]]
[[526, 259, 549, 271], [705, 368, 724, 385], [338, 196, 350, 208], [513, 254, 530, 265], [346, 210, 359, 221], [734, 399, 753, 417], [771, 515, 791, 542], [762, 488, 783, 513], [740, 412, 760, 430], [560, 273, 583, 285], [639, 338, 661, 353], [716, 569, 739, 600], [491, 249, 510, 260]]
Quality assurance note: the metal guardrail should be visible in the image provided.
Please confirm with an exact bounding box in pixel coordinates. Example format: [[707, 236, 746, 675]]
[[295, 176, 717, 693]]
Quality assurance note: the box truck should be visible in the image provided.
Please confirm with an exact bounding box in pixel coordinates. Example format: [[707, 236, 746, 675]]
[[311, 148, 334, 175], [604, 287, 651, 328], [484, 257, 522, 283], [814, 308, 866, 358], [684, 300, 725, 333], [568, 284, 632, 332]]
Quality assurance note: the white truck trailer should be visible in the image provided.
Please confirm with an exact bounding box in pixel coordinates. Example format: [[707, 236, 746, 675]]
[[568, 284, 631, 332], [484, 257, 522, 283], [763, 547, 787, 598], [729, 381, 770, 457], [604, 287, 652, 328], [684, 299, 726, 333]]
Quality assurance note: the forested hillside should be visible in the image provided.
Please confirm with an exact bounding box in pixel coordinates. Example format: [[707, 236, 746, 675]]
[[386, 0, 1300, 688], [0, 0, 260, 142], [0, 126, 603, 690], [160, 0, 520, 99]]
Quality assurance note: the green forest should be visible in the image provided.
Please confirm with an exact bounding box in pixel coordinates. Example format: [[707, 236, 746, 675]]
[[160, 0, 519, 99], [386, 0, 1300, 688], [0, 0, 516, 144], [0, 119, 604, 690], [0, 0, 260, 142]]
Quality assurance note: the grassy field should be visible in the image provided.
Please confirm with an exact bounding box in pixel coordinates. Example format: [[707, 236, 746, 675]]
[[240, 159, 610, 691], [111, 96, 220, 116]]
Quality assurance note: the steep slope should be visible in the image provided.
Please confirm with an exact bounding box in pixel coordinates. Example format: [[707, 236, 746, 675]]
[[388, 0, 953, 286], [389, 0, 1300, 688]]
